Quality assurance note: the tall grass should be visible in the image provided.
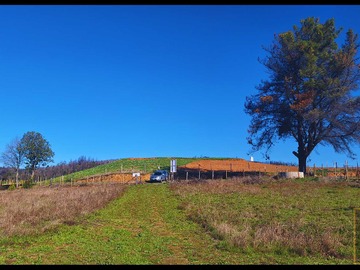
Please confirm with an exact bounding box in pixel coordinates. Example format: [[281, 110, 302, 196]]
[[0, 183, 127, 237], [169, 178, 359, 260]]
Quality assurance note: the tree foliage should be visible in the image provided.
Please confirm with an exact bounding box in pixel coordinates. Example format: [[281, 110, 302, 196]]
[[244, 17, 360, 173], [20, 131, 55, 181]]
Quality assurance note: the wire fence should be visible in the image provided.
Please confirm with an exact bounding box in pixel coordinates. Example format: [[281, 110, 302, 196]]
[[1, 160, 359, 189]]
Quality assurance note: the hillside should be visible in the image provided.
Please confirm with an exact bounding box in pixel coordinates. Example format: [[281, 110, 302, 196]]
[[51, 157, 300, 184], [54, 157, 198, 182]]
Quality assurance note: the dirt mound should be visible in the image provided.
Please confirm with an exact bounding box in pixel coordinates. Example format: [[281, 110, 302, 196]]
[[77, 173, 151, 184], [180, 159, 298, 173]]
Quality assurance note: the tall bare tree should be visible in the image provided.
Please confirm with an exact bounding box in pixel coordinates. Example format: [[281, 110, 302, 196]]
[[245, 17, 360, 174], [1, 137, 24, 187]]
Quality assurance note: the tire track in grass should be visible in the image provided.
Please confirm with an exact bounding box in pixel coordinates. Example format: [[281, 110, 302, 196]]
[[92, 183, 239, 264], [0, 183, 241, 264]]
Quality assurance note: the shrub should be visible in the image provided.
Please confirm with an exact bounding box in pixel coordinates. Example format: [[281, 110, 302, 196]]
[[8, 183, 16, 191], [22, 180, 33, 189]]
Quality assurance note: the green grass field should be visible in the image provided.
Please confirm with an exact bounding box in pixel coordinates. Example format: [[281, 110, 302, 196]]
[[0, 184, 243, 264], [0, 178, 359, 264]]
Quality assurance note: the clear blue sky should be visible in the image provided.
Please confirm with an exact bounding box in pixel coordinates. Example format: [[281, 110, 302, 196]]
[[0, 5, 359, 167]]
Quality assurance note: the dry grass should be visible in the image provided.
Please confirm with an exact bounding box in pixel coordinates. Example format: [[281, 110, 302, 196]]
[[170, 179, 357, 259], [171, 178, 264, 195], [0, 183, 127, 237]]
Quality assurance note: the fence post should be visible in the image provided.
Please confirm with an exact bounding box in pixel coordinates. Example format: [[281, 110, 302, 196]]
[[335, 162, 338, 180], [345, 160, 348, 180], [198, 164, 201, 180]]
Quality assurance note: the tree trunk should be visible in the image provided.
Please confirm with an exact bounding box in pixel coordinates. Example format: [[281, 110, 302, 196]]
[[298, 154, 307, 174], [15, 170, 19, 188], [293, 146, 308, 174], [31, 169, 35, 182]]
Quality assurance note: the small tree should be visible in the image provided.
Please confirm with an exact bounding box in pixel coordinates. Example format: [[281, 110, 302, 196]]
[[0, 137, 24, 188], [20, 131, 55, 182], [244, 17, 360, 174]]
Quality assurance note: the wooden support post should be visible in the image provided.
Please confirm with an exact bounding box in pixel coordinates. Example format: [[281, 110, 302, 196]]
[[198, 164, 201, 180], [345, 161, 348, 180], [335, 162, 337, 180]]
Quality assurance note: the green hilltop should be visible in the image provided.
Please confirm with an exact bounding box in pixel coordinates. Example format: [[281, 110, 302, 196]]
[[53, 157, 200, 182]]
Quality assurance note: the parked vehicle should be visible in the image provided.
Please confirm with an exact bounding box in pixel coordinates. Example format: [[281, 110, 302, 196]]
[[149, 170, 169, 182]]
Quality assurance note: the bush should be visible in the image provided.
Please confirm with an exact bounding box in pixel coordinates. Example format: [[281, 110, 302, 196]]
[[22, 180, 33, 189], [8, 184, 16, 191]]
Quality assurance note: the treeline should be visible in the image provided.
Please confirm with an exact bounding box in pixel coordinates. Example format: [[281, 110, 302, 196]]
[[267, 160, 297, 167], [251, 159, 297, 167], [0, 156, 114, 182]]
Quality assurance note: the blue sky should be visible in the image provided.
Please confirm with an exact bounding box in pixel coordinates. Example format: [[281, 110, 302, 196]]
[[0, 5, 359, 167]]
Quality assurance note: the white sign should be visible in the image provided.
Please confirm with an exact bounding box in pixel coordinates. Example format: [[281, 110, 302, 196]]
[[170, 159, 177, 173], [132, 172, 140, 177]]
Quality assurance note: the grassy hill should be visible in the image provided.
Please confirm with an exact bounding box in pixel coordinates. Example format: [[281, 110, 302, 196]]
[[53, 157, 200, 183]]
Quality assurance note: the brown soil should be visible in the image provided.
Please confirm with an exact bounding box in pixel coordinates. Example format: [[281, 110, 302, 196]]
[[76, 172, 151, 184], [179, 159, 298, 173], [179, 159, 359, 176]]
